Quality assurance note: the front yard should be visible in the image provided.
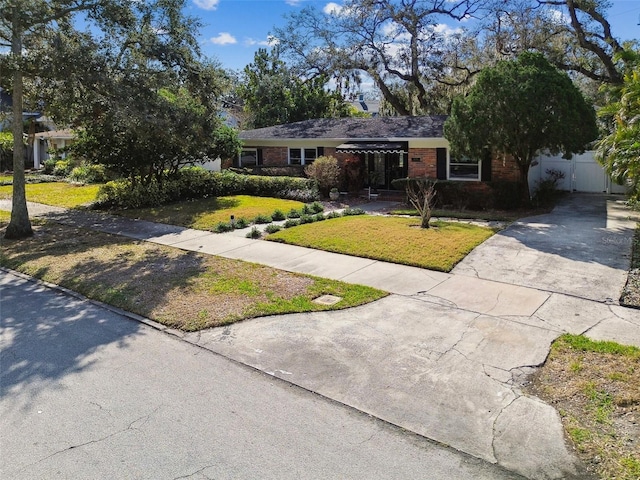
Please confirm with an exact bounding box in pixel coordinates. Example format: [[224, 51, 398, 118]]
[[0, 219, 386, 331], [267, 215, 496, 272], [0, 182, 101, 208]]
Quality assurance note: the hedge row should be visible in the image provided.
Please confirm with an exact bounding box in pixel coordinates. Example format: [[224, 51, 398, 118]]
[[391, 178, 525, 210], [95, 168, 319, 210]]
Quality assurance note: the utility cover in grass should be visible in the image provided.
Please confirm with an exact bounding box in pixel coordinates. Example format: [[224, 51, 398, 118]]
[[313, 295, 342, 305]]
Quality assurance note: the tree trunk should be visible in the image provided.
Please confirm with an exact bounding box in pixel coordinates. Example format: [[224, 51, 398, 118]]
[[5, 12, 33, 239], [519, 162, 531, 207]]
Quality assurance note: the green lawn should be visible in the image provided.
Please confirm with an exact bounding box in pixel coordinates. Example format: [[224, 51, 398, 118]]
[[118, 195, 305, 230], [267, 215, 496, 272], [0, 182, 101, 208]]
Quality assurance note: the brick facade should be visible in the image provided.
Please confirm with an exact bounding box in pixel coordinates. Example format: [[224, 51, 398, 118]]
[[491, 154, 521, 182], [407, 148, 438, 178], [262, 147, 288, 166]]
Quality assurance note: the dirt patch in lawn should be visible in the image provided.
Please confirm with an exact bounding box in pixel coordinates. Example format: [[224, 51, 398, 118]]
[[528, 335, 640, 479], [0, 221, 385, 331]]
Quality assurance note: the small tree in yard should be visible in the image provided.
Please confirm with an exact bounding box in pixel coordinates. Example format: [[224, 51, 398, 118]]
[[305, 155, 340, 197], [445, 52, 598, 204], [406, 178, 437, 229]]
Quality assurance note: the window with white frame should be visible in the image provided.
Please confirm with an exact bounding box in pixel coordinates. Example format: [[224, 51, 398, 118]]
[[289, 147, 317, 165], [239, 149, 258, 167], [449, 154, 481, 181]]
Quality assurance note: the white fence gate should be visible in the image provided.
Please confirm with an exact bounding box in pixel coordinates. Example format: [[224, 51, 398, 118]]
[[528, 151, 627, 195]]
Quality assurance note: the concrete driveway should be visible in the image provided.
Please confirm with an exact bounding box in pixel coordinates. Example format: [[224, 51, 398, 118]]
[[454, 194, 637, 302]]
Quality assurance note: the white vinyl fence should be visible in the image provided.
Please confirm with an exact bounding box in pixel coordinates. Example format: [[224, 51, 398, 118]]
[[528, 151, 627, 195]]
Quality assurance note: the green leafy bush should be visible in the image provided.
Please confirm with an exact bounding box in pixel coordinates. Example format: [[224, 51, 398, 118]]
[[53, 160, 74, 177], [342, 207, 365, 216], [304, 155, 340, 197], [42, 159, 57, 175], [532, 169, 566, 207], [246, 227, 261, 239], [271, 209, 286, 221], [213, 221, 234, 233], [284, 219, 300, 228], [299, 214, 316, 224], [234, 218, 249, 229], [325, 211, 341, 219], [94, 169, 318, 210], [253, 214, 273, 224], [314, 213, 326, 222], [309, 201, 324, 213], [69, 164, 108, 184], [287, 208, 301, 219], [264, 224, 282, 234]]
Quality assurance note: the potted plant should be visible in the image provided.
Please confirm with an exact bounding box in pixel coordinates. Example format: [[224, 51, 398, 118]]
[[329, 187, 340, 201]]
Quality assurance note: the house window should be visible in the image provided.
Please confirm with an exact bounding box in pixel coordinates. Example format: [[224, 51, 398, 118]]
[[449, 155, 481, 181], [239, 149, 258, 167], [289, 147, 317, 165]]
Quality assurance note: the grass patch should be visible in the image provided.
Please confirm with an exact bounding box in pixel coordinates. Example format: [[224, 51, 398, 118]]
[[0, 182, 101, 208], [529, 334, 640, 480], [118, 195, 304, 230], [390, 207, 545, 222], [0, 221, 386, 331], [266, 215, 495, 272]]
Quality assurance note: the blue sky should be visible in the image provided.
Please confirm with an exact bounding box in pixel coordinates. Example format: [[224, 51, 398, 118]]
[[189, 0, 640, 73]]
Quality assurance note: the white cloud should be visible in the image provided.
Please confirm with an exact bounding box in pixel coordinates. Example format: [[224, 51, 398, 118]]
[[285, 0, 302, 5], [432, 23, 463, 37], [210, 32, 237, 45], [323, 2, 343, 15], [245, 36, 278, 47], [193, 0, 219, 11], [546, 8, 570, 25]]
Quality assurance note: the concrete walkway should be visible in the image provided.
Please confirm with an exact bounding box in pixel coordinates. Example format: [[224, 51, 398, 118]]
[[3, 194, 640, 479]]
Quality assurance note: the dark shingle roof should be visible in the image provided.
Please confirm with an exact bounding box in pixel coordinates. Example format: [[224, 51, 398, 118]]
[[239, 115, 447, 140]]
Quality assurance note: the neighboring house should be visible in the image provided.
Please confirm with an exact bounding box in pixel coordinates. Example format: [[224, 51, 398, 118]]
[[349, 93, 380, 117], [238, 116, 520, 196], [33, 129, 76, 169]]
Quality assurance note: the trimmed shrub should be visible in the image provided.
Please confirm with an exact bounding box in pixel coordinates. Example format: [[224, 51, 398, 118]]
[[287, 208, 301, 219], [234, 218, 249, 229], [246, 227, 262, 239], [264, 224, 282, 234], [253, 214, 273, 224], [213, 221, 234, 233], [299, 214, 316, 224], [342, 207, 365, 216], [313, 213, 326, 222], [325, 211, 341, 219], [93, 169, 318, 210], [283, 218, 300, 228], [271, 209, 286, 221], [489, 181, 524, 210], [309, 201, 324, 213]]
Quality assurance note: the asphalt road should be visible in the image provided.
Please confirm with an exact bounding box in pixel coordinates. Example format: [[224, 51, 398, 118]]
[[0, 271, 521, 480]]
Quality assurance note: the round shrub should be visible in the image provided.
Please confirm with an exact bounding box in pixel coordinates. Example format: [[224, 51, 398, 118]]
[[271, 209, 286, 221], [284, 219, 300, 228], [213, 221, 234, 233], [246, 227, 262, 239], [264, 224, 282, 234], [253, 214, 273, 224], [342, 207, 365, 216], [299, 214, 316, 224], [287, 208, 301, 219], [69, 164, 108, 184], [234, 218, 249, 229], [304, 155, 340, 197]]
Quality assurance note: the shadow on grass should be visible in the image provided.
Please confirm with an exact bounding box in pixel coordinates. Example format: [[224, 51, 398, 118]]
[[4, 222, 208, 313], [117, 197, 243, 228]]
